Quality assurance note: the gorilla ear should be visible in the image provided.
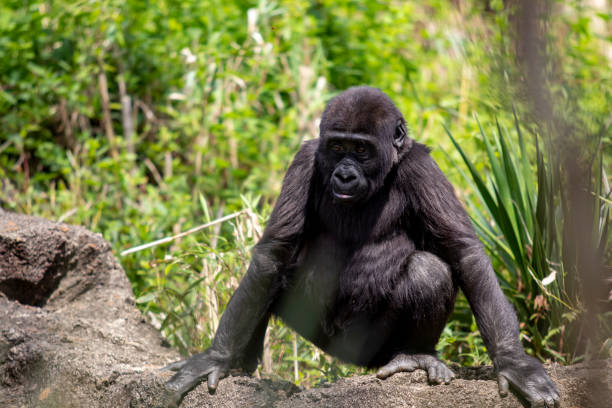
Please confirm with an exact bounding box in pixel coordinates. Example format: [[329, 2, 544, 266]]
[[393, 120, 406, 149]]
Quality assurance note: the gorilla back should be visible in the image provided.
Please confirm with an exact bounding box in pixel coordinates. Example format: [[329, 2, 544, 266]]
[[165, 87, 560, 408]]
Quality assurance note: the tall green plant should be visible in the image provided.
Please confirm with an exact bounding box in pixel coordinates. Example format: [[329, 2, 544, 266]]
[[446, 114, 610, 363]]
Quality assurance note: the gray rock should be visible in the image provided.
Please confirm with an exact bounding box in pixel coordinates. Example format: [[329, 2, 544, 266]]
[[0, 211, 609, 407], [0, 212, 113, 306], [0, 212, 178, 407]]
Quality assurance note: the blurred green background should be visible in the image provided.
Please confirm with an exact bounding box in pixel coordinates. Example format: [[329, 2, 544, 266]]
[[0, 0, 610, 387]]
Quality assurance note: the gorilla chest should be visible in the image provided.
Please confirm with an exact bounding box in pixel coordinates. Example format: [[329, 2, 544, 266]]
[[292, 231, 416, 307]]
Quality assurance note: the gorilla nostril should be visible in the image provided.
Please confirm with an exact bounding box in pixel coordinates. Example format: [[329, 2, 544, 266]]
[[336, 173, 355, 183]]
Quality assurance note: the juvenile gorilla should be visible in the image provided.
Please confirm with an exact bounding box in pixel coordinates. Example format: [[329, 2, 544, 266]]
[[165, 87, 559, 407]]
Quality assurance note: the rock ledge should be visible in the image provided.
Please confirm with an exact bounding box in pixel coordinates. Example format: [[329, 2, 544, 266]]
[[0, 211, 609, 407]]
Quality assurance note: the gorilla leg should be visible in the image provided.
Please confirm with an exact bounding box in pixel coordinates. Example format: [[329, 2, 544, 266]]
[[395, 251, 456, 346], [377, 251, 457, 384]]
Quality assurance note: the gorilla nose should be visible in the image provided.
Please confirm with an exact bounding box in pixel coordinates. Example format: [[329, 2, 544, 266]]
[[335, 171, 356, 183], [333, 168, 357, 185]]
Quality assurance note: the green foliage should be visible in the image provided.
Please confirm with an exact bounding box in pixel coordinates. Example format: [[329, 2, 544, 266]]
[[446, 114, 611, 362]]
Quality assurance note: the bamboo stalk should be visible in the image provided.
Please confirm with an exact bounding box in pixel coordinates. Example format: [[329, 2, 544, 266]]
[[293, 332, 298, 382], [262, 326, 272, 374], [120, 210, 245, 256], [117, 72, 134, 155], [98, 67, 117, 159], [204, 205, 224, 335], [57, 98, 74, 149]]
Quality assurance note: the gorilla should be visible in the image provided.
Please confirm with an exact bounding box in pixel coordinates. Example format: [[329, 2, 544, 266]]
[[164, 87, 560, 407]]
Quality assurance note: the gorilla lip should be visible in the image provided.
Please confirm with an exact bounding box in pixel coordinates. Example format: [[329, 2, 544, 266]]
[[332, 191, 356, 202]]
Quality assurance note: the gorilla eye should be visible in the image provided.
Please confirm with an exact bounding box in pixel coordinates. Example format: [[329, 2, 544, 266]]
[[355, 144, 367, 154], [331, 143, 344, 153]]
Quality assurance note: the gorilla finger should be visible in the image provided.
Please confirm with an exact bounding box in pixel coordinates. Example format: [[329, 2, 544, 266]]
[[165, 369, 207, 404], [547, 392, 561, 408], [427, 366, 438, 384], [436, 367, 447, 384], [430, 367, 440, 384], [162, 359, 188, 372], [497, 374, 509, 397], [436, 366, 446, 384], [207, 369, 220, 394], [376, 362, 399, 379], [376, 361, 416, 379], [376, 367, 395, 379], [376, 367, 389, 379], [443, 368, 454, 384]]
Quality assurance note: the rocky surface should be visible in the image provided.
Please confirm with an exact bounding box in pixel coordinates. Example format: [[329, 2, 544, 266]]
[[0, 210, 610, 407], [0, 211, 178, 407]]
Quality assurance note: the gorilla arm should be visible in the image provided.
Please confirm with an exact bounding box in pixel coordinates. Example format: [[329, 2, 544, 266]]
[[164, 140, 317, 403], [403, 148, 560, 408]]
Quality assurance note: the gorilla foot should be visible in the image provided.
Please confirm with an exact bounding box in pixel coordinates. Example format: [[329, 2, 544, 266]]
[[376, 353, 455, 385]]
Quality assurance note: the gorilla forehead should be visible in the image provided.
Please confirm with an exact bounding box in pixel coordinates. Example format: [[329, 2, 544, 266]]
[[320, 86, 403, 136]]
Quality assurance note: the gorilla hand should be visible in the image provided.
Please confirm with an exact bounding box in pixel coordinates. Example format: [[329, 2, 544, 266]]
[[162, 242, 278, 405], [163, 348, 230, 405], [495, 353, 560, 408]]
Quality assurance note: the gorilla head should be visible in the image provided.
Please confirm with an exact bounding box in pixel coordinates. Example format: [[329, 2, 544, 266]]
[[316, 87, 410, 205]]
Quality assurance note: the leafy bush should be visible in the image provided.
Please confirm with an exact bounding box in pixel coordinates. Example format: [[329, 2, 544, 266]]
[[447, 114, 611, 362]]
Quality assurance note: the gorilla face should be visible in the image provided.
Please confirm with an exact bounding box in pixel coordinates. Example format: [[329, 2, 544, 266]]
[[324, 133, 377, 204], [316, 87, 409, 205]]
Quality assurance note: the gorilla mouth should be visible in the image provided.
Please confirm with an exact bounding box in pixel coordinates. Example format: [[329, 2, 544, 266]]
[[332, 190, 359, 203], [334, 192, 353, 200]]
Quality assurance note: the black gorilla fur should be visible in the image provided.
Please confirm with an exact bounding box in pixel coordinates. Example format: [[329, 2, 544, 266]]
[[164, 87, 560, 408]]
